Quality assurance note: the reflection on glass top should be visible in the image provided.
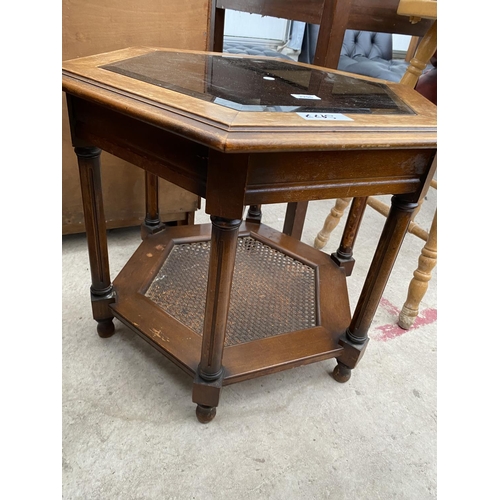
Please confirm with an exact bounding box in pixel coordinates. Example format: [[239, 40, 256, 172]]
[[101, 51, 414, 115]]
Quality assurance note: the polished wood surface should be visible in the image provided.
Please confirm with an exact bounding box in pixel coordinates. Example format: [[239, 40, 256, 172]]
[[62, 48, 436, 152], [63, 48, 437, 422]]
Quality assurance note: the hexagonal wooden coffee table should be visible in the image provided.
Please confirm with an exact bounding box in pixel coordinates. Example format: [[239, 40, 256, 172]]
[[63, 48, 436, 422]]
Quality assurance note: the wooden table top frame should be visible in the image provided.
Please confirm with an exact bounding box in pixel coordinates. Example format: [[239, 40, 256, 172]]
[[63, 47, 437, 423]]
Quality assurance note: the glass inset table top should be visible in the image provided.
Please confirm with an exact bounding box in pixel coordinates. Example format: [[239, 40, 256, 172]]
[[101, 51, 414, 115]]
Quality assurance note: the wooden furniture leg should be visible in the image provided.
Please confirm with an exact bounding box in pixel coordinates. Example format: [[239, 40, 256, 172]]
[[246, 199, 308, 237], [141, 172, 166, 239], [400, 20, 437, 88], [245, 205, 262, 223], [367, 195, 430, 241], [317, 183, 434, 251], [331, 197, 368, 276], [75, 146, 115, 338], [192, 215, 242, 423], [314, 197, 352, 249], [333, 195, 419, 380], [398, 210, 437, 329], [283, 201, 309, 240]]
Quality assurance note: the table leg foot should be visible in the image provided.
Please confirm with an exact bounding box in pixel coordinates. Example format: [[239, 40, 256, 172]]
[[91, 285, 116, 337], [196, 405, 217, 424], [142, 172, 166, 240], [97, 319, 115, 338], [332, 362, 352, 383], [192, 367, 223, 423], [140, 221, 166, 240], [245, 205, 262, 223]]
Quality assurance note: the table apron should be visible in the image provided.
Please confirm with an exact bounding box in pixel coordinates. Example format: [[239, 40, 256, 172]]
[[245, 148, 434, 204], [68, 95, 435, 207], [68, 95, 210, 198]]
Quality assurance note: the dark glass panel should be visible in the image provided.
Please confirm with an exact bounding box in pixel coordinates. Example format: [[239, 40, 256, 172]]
[[101, 51, 413, 115]]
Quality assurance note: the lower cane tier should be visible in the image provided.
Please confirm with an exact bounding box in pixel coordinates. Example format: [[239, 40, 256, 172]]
[[110, 222, 351, 385]]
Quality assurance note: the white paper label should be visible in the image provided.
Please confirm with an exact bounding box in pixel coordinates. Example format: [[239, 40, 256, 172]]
[[296, 112, 353, 121], [291, 94, 321, 100]]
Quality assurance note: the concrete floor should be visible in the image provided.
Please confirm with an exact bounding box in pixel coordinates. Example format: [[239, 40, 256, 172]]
[[62, 193, 437, 499]]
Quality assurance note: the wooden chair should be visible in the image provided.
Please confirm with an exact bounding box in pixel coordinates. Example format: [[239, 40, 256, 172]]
[[312, 0, 437, 329], [207, 0, 433, 239]]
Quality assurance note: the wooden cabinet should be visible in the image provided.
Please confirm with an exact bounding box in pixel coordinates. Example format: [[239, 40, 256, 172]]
[[62, 0, 209, 234]]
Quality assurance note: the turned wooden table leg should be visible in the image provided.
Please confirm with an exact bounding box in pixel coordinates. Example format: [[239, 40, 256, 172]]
[[398, 210, 437, 329], [331, 197, 368, 276], [75, 146, 115, 338], [141, 172, 166, 239], [334, 195, 419, 380], [192, 216, 241, 423], [314, 197, 352, 249]]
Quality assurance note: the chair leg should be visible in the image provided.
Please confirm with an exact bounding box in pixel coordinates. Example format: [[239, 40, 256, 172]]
[[314, 198, 352, 249], [400, 20, 437, 88], [398, 210, 437, 329]]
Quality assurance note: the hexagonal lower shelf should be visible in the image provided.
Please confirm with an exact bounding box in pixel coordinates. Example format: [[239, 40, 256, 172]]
[[110, 222, 351, 385], [145, 235, 318, 346]]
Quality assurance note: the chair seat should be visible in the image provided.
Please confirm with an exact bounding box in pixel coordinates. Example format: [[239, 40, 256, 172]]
[[337, 30, 410, 82], [338, 54, 409, 82], [224, 32, 431, 84], [223, 41, 293, 59]]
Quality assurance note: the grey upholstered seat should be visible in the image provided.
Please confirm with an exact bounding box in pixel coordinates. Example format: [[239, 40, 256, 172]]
[[223, 41, 293, 60], [223, 29, 429, 83], [336, 30, 409, 82], [298, 26, 413, 82]]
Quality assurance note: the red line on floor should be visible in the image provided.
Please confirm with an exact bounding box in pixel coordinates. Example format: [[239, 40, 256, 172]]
[[371, 297, 437, 342]]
